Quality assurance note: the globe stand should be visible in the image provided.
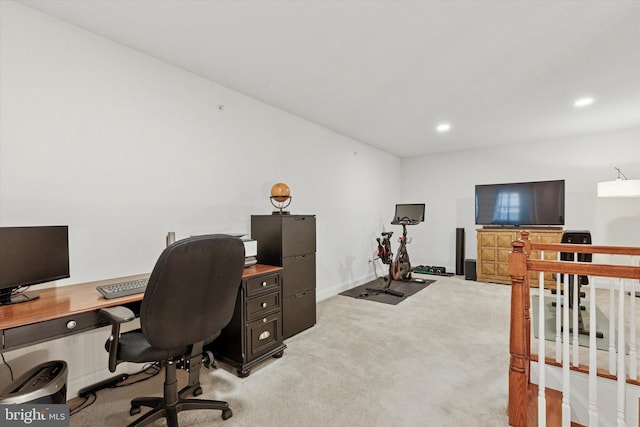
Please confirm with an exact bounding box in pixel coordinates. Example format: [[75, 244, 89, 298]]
[[270, 196, 292, 215]]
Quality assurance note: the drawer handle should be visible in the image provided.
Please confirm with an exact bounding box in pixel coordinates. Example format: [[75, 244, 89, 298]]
[[263, 318, 267, 323], [259, 331, 271, 340], [261, 281, 267, 287], [261, 302, 267, 308], [66, 320, 77, 330]]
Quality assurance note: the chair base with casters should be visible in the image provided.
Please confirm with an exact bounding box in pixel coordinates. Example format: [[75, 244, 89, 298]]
[[101, 308, 233, 427], [127, 360, 232, 427]]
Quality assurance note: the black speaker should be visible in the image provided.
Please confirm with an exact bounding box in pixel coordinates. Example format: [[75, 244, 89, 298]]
[[560, 230, 592, 285], [455, 228, 465, 275], [560, 230, 592, 262], [464, 259, 476, 281]]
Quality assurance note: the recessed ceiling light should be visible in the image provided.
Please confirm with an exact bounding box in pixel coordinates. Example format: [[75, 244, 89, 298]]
[[436, 123, 451, 133], [574, 97, 594, 107]]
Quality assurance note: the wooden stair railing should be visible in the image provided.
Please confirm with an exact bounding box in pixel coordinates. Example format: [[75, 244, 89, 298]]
[[508, 230, 640, 427]]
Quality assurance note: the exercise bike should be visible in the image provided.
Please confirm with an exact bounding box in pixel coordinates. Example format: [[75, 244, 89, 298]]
[[366, 217, 415, 297]]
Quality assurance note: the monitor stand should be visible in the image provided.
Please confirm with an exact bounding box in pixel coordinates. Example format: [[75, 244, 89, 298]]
[[0, 289, 40, 306]]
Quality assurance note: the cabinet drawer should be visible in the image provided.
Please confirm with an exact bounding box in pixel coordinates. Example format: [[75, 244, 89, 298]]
[[283, 289, 316, 339], [282, 253, 316, 297], [4, 311, 106, 349], [245, 273, 280, 297], [281, 216, 316, 256], [246, 313, 281, 361], [246, 291, 280, 322]]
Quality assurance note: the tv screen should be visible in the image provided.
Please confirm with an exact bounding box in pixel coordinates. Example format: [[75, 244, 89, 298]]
[[0, 225, 70, 305], [392, 204, 425, 224], [475, 180, 564, 226]]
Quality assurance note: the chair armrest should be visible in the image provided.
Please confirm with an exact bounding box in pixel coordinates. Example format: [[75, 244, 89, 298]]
[[100, 306, 136, 323], [99, 307, 136, 372]]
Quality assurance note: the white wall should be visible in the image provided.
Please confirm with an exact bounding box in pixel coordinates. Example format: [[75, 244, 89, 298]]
[[0, 1, 400, 394], [401, 128, 640, 272]]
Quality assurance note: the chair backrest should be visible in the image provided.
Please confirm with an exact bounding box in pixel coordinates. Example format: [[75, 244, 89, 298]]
[[140, 234, 245, 350]]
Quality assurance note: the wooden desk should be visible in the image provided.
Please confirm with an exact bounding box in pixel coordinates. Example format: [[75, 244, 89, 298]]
[[0, 274, 148, 352], [0, 265, 283, 358]]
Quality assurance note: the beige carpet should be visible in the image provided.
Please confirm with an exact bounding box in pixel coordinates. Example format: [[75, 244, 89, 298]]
[[69, 277, 512, 426]]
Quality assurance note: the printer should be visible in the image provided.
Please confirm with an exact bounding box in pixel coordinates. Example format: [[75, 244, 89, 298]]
[[243, 238, 257, 267], [173, 232, 257, 267]]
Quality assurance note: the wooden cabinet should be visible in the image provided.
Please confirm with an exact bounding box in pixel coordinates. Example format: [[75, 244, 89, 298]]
[[476, 228, 563, 286], [207, 265, 286, 377], [251, 215, 316, 339]]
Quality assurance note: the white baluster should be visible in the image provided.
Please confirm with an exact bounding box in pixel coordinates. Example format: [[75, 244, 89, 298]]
[[630, 276, 637, 380], [556, 255, 562, 363], [572, 273, 579, 367], [609, 255, 617, 375], [538, 269, 546, 427], [562, 266, 571, 427], [617, 278, 626, 427], [588, 275, 598, 426]]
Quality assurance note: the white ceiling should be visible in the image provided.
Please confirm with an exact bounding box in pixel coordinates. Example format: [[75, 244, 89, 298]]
[[17, 0, 640, 158]]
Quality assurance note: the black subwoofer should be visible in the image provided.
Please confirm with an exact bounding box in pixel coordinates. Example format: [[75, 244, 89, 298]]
[[464, 259, 477, 281]]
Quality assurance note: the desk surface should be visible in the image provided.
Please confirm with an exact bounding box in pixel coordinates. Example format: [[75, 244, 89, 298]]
[[0, 264, 282, 331]]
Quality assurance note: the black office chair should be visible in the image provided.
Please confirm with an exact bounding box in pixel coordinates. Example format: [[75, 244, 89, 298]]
[[100, 234, 245, 427]]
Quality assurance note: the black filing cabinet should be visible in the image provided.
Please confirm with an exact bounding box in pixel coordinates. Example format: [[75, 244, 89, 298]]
[[251, 215, 316, 339]]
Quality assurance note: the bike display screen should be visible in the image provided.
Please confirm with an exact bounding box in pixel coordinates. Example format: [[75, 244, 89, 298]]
[[391, 204, 425, 224]]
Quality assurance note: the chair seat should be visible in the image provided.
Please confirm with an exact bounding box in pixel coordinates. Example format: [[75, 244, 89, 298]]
[[106, 330, 189, 363]]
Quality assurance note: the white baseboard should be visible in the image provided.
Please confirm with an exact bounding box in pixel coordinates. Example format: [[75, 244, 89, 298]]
[[316, 273, 379, 301]]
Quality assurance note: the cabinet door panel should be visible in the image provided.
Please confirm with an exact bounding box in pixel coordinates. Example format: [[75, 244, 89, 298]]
[[480, 233, 497, 247], [481, 248, 496, 262], [282, 253, 316, 297], [480, 261, 496, 276], [283, 290, 316, 339], [246, 313, 281, 360], [497, 233, 517, 248], [281, 216, 316, 256]]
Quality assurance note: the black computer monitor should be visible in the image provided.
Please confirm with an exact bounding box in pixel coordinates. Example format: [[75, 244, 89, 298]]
[[0, 226, 70, 305], [391, 204, 425, 225]]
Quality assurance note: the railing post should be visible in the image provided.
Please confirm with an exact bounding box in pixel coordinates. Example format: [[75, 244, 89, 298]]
[[509, 236, 530, 427]]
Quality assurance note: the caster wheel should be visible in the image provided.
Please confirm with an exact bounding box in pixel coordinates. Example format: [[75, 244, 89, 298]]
[[193, 386, 203, 396], [130, 406, 141, 416], [222, 408, 233, 420], [203, 350, 216, 369], [237, 369, 250, 378], [273, 350, 284, 358]]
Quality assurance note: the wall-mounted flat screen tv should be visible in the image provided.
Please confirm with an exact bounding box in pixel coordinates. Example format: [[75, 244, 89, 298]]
[[475, 180, 565, 227]]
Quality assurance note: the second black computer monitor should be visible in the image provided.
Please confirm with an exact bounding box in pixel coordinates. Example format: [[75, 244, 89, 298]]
[[392, 203, 425, 225]]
